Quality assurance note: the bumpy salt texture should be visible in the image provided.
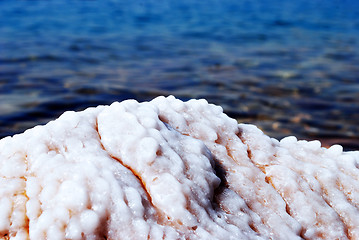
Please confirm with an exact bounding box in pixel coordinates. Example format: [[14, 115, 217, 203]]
[[0, 96, 358, 240]]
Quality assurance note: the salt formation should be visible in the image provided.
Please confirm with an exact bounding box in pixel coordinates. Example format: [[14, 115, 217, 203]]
[[0, 96, 358, 240]]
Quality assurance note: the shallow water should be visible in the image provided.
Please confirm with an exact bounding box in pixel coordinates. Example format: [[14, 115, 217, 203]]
[[1, 0, 359, 150]]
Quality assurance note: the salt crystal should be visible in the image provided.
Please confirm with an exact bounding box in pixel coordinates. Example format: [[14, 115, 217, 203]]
[[0, 96, 358, 239]]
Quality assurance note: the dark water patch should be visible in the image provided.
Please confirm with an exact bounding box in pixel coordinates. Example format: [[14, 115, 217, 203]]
[[269, 19, 293, 28], [301, 118, 343, 131], [229, 33, 273, 43], [295, 98, 334, 111], [68, 43, 113, 52], [325, 52, 356, 61], [253, 48, 292, 57], [225, 110, 261, 120], [0, 55, 67, 64], [164, 65, 195, 73], [74, 86, 105, 96]]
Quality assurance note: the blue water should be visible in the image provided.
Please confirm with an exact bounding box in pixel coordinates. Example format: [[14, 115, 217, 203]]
[[1, 0, 359, 149]]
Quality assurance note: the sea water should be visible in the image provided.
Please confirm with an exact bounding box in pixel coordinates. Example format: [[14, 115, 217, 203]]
[[0, 0, 359, 149]]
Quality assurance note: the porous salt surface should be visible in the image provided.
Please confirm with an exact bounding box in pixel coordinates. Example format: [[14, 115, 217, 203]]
[[0, 96, 358, 240]]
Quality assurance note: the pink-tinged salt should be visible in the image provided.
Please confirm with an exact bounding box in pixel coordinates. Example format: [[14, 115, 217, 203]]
[[0, 96, 358, 239]]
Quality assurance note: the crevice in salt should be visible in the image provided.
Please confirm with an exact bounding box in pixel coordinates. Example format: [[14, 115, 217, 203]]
[[312, 174, 352, 239], [216, 145, 269, 235], [336, 179, 359, 211], [22, 188, 30, 238], [285, 202, 291, 216], [354, 161, 359, 170], [343, 223, 350, 240], [0, 232, 9, 239], [18, 153, 30, 238], [235, 129, 261, 171], [299, 227, 307, 240], [248, 221, 259, 235], [94, 116, 170, 230], [212, 158, 230, 219], [235, 128, 308, 238]]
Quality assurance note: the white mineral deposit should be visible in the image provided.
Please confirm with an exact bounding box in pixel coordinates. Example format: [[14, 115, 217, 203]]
[[0, 96, 358, 239]]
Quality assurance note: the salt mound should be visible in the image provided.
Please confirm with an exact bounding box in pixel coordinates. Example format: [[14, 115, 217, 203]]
[[0, 96, 358, 240]]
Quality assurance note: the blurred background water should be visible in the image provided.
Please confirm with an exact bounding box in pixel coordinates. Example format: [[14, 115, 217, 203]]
[[1, 0, 359, 150]]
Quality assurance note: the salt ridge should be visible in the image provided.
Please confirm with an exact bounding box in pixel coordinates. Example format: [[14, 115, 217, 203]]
[[0, 96, 358, 239]]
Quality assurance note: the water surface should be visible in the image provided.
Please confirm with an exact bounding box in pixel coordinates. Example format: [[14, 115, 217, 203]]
[[1, 0, 359, 150]]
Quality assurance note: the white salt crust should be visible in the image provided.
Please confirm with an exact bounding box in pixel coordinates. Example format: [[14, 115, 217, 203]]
[[0, 96, 358, 239]]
